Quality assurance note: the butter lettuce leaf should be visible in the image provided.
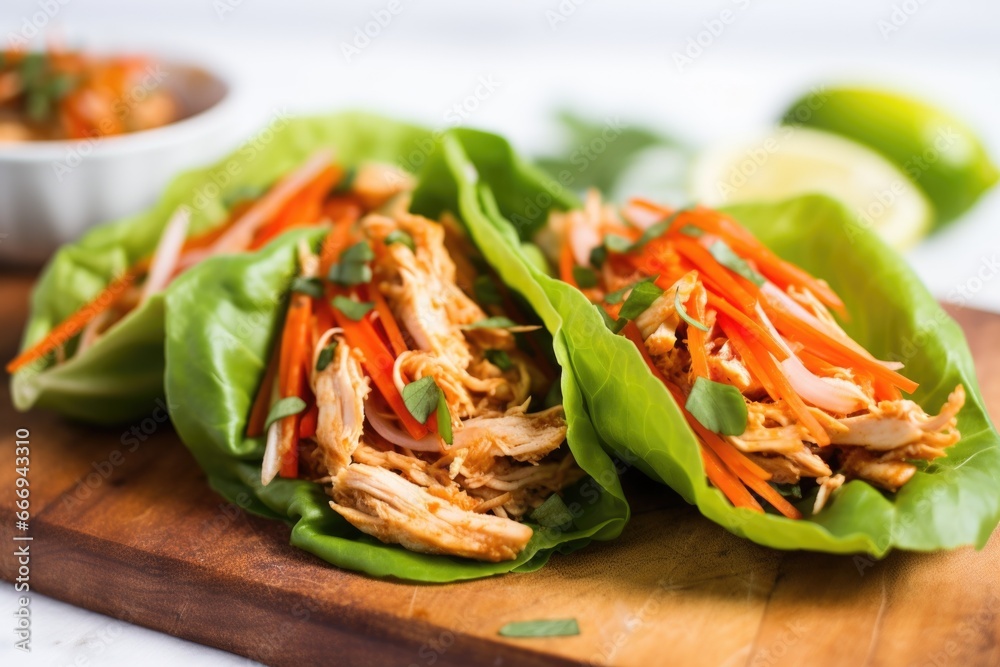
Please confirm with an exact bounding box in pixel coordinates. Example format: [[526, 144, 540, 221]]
[[10, 112, 438, 423], [159, 120, 627, 581]]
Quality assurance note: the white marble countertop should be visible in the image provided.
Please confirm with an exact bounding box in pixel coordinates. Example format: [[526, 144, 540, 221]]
[[3, 1, 999, 665]]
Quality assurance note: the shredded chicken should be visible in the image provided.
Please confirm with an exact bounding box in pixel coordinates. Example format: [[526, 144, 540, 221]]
[[298, 208, 579, 561], [552, 191, 967, 516]]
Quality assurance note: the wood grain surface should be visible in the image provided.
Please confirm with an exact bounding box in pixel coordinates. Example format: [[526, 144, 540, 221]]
[[1, 271, 998, 667]]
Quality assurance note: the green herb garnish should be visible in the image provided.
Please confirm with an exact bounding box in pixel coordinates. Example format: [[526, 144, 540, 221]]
[[473, 275, 502, 306], [401, 376, 440, 423], [328, 241, 374, 286], [436, 391, 453, 445], [498, 618, 580, 638], [315, 342, 338, 371], [530, 494, 574, 528], [263, 396, 307, 431], [384, 230, 416, 252], [484, 349, 513, 371], [290, 276, 324, 299], [708, 240, 765, 286], [572, 266, 599, 289], [684, 376, 748, 436], [674, 291, 709, 332], [461, 316, 519, 330], [331, 295, 374, 321], [618, 280, 665, 321]]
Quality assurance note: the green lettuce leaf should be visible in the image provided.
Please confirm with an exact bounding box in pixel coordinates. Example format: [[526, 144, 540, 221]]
[[10, 112, 436, 424], [443, 128, 1000, 555], [160, 122, 627, 581]]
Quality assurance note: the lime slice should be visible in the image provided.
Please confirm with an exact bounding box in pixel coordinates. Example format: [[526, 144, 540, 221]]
[[690, 127, 933, 250], [782, 87, 999, 227]]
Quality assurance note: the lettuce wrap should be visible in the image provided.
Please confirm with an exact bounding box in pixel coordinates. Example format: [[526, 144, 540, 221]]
[[159, 117, 628, 581], [437, 129, 1000, 555], [9, 113, 435, 424]]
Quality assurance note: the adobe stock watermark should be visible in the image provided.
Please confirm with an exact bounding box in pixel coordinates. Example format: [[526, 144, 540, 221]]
[[213, 0, 246, 20], [877, 0, 931, 40], [52, 64, 171, 181], [59, 398, 170, 511], [544, 0, 590, 31], [340, 0, 407, 63], [5, 0, 73, 48], [672, 0, 755, 73]]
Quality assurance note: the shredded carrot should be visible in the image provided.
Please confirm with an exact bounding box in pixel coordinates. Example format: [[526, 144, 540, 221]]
[[323, 195, 364, 226], [685, 282, 711, 379], [7, 268, 140, 374], [331, 306, 429, 440], [718, 316, 782, 402], [250, 165, 341, 251], [319, 219, 354, 277], [246, 342, 281, 438], [370, 288, 408, 357], [705, 292, 786, 361], [674, 209, 846, 316], [621, 321, 670, 385], [560, 234, 577, 287], [207, 149, 334, 255], [702, 446, 764, 512], [298, 403, 318, 439], [672, 237, 758, 314], [277, 291, 312, 478], [763, 303, 918, 394]]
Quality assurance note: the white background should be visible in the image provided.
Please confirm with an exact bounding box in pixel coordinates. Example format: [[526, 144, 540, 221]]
[[2, 1, 999, 665]]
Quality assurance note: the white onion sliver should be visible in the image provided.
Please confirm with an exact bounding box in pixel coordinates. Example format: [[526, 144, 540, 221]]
[[142, 206, 191, 302], [568, 220, 602, 267], [365, 402, 443, 452], [756, 304, 865, 414], [261, 421, 281, 486], [761, 283, 904, 371], [779, 356, 866, 414], [209, 148, 333, 255]]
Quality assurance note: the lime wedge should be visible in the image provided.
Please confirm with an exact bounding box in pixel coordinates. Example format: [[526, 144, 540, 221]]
[[782, 87, 999, 227], [690, 127, 932, 250]]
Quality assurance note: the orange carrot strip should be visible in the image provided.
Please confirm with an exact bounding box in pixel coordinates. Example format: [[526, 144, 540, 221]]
[[560, 235, 577, 287], [250, 165, 340, 250], [246, 342, 281, 438], [277, 292, 312, 479], [685, 283, 711, 379], [763, 303, 918, 394], [718, 316, 782, 402], [672, 237, 758, 314], [331, 307, 429, 440], [622, 321, 670, 385], [7, 268, 140, 373], [207, 149, 333, 255], [298, 403, 318, 439], [319, 220, 354, 277], [678, 210, 845, 315], [737, 471, 803, 519], [370, 288, 408, 357], [702, 446, 764, 512], [705, 293, 786, 361]]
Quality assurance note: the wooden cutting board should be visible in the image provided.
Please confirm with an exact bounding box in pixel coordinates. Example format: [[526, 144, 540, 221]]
[[2, 271, 999, 667]]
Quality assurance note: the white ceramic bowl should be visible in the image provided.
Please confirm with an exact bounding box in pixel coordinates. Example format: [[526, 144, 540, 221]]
[[0, 58, 242, 265]]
